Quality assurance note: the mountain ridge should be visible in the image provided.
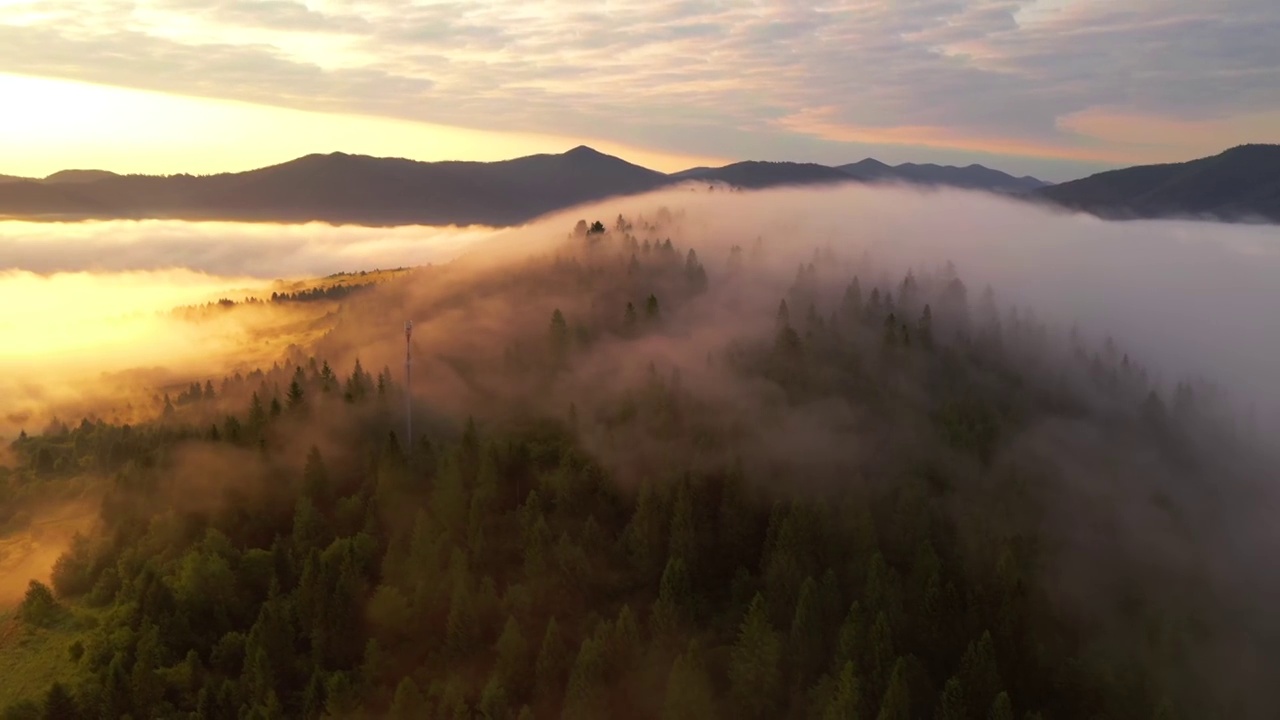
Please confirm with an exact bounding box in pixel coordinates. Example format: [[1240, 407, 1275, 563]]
[[1035, 144, 1280, 223], [0, 144, 1274, 226]]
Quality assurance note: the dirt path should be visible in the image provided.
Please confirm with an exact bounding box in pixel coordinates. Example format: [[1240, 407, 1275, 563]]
[[0, 501, 98, 607]]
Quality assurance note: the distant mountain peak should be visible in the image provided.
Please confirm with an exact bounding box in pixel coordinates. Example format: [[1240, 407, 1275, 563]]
[[565, 145, 603, 157], [43, 169, 120, 183]]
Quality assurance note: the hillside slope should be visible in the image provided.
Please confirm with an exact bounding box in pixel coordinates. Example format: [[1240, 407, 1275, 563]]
[[1036, 144, 1280, 222]]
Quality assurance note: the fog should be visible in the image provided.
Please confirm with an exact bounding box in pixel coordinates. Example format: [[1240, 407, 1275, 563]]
[[0, 220, 500, 437], [0, 219, 499, 278], [5, 183, 1280, 715], [576, 187, 1280, 420], [5, 185, 1278, 438]]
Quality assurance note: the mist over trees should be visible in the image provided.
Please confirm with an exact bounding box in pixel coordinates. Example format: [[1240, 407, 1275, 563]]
[[2, 207, 1278, 720]]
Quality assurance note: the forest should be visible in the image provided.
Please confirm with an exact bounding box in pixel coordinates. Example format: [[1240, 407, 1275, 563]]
[[1, 210, 1277, 720]]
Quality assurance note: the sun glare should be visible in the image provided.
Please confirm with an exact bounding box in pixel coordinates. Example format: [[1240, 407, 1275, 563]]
[[0, 73, 725, 177]]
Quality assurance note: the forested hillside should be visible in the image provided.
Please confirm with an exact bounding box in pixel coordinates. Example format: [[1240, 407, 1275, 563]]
[[1, 212, 1276, 720]]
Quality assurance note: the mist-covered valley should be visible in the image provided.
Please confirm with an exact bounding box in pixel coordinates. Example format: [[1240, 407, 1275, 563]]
[[2, 183, 1279, 719]]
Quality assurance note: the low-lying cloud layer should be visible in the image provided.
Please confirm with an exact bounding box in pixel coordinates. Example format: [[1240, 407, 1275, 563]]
[[0, 219, 498, 277], [5, 183, 1279, 714], [5, 185, 1279, 438]]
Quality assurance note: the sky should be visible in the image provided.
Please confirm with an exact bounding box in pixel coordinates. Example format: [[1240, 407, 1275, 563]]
[[0, 0, 1277, 182]]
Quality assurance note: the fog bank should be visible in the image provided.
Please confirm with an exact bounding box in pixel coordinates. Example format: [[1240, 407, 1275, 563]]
[[0, 219, 499, 278]]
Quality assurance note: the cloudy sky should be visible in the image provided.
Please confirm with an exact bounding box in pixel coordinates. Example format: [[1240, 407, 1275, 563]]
[[1, 0, 1277, 181]]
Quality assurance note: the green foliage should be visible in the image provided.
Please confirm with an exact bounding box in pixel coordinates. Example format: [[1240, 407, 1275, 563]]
[[1, 248, 1253, 720], [936, 676, 967, 720], [989, 691, 1015, 720], [19, 581, 61, 627], [535, 617, 569, 700], [877, 657, 911, 720], [729, 593, 782, 720], [389, 676, 427, 719], [663, 641, 717, 720], [822, 661, 861, 720]]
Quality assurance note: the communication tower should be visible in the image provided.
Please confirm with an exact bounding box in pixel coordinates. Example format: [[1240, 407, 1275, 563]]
[[405, 320, 413, 443]]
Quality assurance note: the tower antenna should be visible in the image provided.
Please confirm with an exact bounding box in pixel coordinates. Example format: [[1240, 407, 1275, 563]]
[[404, 320, 413, 444]]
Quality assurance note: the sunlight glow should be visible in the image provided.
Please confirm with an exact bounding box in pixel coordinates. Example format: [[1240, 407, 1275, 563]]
[[0, 73, 728, 177]]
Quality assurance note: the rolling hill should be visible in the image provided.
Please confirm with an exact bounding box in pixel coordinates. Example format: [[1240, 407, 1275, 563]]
[[1036, 144, 1280, 223]]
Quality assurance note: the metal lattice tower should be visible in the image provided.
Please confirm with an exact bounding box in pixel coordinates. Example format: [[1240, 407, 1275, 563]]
[[404, 320, 413, 444]]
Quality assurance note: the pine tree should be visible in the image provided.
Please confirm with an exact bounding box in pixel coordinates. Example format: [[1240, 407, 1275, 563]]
[[248, 391, 266, 429], [865, 611, 895, 702], [935, 676, 967, 720], [876, 657, 911, 720], [535, 617, 569, 699], [287, 379, 305, 411], [389, 677, 427, 719], [834, 601, 861, 670], [303, 446, 331, 505], [989, 692, 1014, 720], [42, 681, 78, 720], [841, 278, 862, 323], [919, 304, 934, 349], [663, 640, 718, 720], [609, 605, 641, 674], [823, 661, 861, 720], [549, 308, 570, 359], [646, 294, 661, 321], [563, 633, 606, 719], [624, 301, 638, 332], [651, 557, 692, 637], [729, 593, 781, 720], [478, 674, 511, 720], [789, 576, 825, 685], [959, 631, 1002, 718], [445, 580, 478, 657], [495, 615, 530, 694]]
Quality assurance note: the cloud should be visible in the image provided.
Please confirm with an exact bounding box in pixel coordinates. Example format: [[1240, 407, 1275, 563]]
[[0, 219, 497, 277], [0, 217, 497, 436], [1, 1, 1278, 175]]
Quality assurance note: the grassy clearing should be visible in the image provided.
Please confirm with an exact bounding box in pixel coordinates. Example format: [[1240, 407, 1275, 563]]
[[0, 606, 95, 709]]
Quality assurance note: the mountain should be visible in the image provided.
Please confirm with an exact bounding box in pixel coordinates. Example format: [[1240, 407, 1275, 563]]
[[0, 170, 121, 184], [1036, 144, 1280, 223], [671, 159, 1048, 193], [6, 144, 1275, 227], [42, 169, 121, 183], [672, 161, 855, 189], [838, 159, 1049, 192], [0, 146, 669, 226]]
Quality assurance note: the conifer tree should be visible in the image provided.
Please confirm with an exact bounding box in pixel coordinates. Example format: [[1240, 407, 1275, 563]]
[[729, 593, 781, 720], [663, 641, 718, 720], [876, 658, 911, 720], [646, 294, 661, 321], [495, 615, 530, 694], [936, 675, 967, 720], [989, 692, 1014, 720], [389, 677, 426, 720], [535, 618, 568, 699], [823, 661, 861, 720], [789, 576, 825, 684]]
